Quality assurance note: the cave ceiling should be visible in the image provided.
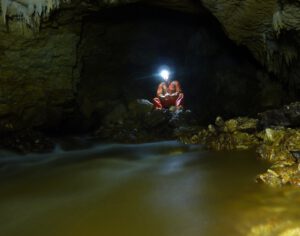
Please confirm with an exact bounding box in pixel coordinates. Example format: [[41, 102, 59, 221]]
[[1, 0, 300, 89]]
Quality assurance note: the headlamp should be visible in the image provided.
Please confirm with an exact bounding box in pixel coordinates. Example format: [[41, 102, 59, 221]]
[[160, 70, 170, 81]]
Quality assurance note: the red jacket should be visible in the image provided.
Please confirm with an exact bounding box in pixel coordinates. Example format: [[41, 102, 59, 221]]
[[156, 80, 182, 97]]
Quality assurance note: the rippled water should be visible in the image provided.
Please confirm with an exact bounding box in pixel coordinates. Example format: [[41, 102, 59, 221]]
[[0, 139, 300, 236]]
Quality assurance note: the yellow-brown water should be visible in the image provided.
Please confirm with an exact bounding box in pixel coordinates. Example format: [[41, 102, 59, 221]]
[[0, 140, 300, 236]]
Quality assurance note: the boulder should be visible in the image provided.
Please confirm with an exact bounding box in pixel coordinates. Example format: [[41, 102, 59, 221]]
[[182, 116, 259, 150], [103, 104, 128, 125], [234, 117, 258, 133], [169, 109, 198, 127], [258, 102, 300, 129], [128, 99, 153, 117], [206, 131, 259, 151], [144, 109, 171, 129], [215, 116, 258, 133], [256, 165, 299, 187], [215, 116, 225, 128]]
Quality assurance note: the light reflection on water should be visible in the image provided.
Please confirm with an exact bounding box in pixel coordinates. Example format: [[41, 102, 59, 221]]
[[0, 140, 299, 236]]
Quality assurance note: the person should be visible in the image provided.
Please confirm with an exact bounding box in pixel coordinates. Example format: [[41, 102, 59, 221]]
[[153, 70, 184, 110]]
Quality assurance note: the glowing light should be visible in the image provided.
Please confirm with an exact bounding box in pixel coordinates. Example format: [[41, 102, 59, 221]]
[[160, 70, 170, 81]]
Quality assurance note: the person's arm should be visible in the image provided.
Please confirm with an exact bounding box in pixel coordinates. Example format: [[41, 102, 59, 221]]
[[157, 83, 171, 99], [157, 83, 166, 98], [170, 81, 182, 96]]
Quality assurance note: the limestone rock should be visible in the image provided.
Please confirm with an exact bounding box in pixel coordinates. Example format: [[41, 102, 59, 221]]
[[255, 127, 300, 187], [247, 222, 300, 236], [256, 164, 299, 187], [201, 0, 300, 89], [103, 104, 128, 125], [169, 109, 197, 127], [258, 102, 300, 129], [95, 107, 200, 143], [144, 109, 171, 129], [183, 116, 259, 150], [128, 99, 153, 117], [206, 131, 259, 151]]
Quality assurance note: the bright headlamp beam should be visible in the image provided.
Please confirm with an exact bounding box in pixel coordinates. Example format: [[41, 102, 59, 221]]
[[160, 70, 170, 80]]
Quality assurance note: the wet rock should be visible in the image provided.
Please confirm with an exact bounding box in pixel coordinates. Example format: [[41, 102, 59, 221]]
[[280, 228, 300, 236], [169, 109, 198, 127], [258, 109, 290, 129], [95, 101, 200, 143], [103, 104, 128, 125], [258, 102, 300, 129], [256, 128, 300, 163], [128, 99, 153, 117], [206, 131, 259, 151], [234, 117, 258, 133], [181, 116, 259, 150], [255, 127, 300, 187], [216, 117, 258, 133], [220, 117, 257, 133], [144, 109, 171, 129], [259, 128, 287, 144], [256, 168, 285, 187], [174, 125, 202, 142], [215, 116, 225, 128], [283, 103, 300, 127], [0, 130, 55, 154], [289, 173, 300, 187], [257, 145, 295, 163], [223, 119, 238, 132], [290, 151, 300, 162], [247, 222, 300, 236]]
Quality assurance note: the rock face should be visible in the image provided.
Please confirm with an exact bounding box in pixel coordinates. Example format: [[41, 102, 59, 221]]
[[95, 99, 200, 143], [0, 4, 81, 133], [181, 116, 260, 150], [201, 0, 300, 93], [258, 102, 300, 128], [256, 128, 300, 187]]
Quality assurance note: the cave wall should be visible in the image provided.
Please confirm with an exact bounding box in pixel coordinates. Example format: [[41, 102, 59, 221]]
[[0, 8, 82, 133], [200, 0, 300, 95]]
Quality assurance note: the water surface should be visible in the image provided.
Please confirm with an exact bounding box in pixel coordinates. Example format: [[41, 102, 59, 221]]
[[0, 140, 299, 236]]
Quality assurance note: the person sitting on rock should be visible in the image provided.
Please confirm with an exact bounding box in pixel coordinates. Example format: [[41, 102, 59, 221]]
[[153, 70, 184, 110]]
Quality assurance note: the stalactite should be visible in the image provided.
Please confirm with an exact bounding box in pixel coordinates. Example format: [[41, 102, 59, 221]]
[[273, 10, 285, 36], [0, 0, 69, 27], [1, 0, 10, 22]]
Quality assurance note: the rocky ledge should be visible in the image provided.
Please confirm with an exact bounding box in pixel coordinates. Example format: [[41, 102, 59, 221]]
[[0, 130, 55, 154], [181, 102, 300, 187], [94, 99, 200, 143], [0, 99, 200, 153]]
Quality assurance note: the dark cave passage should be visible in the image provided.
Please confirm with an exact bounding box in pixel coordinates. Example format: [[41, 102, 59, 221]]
[[77, 3, 280, 127]]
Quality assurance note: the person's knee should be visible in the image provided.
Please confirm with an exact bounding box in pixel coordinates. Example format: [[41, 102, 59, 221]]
[[153, 97, 160, 103], [153, 97, 163, 109]]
